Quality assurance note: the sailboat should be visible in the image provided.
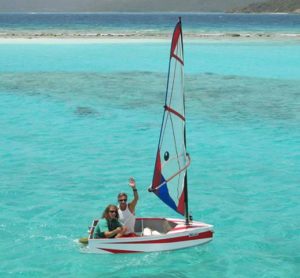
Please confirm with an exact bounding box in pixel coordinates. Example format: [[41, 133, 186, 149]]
[[85, 18, 213, 254]]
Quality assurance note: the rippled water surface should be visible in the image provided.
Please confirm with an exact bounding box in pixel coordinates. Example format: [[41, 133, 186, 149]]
[[0, 40, 299, 277]]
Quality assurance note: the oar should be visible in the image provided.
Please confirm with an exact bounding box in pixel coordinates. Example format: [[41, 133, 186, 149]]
[[79, 237, 88, 244]]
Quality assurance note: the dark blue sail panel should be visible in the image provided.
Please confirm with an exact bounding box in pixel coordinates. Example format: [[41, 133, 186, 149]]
[[154, 178, 178, 212]]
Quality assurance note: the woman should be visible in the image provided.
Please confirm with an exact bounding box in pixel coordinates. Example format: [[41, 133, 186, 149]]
[[93, 204, 127, 238]]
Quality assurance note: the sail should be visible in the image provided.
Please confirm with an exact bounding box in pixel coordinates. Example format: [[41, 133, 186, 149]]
[[150, 19, 190, 216]]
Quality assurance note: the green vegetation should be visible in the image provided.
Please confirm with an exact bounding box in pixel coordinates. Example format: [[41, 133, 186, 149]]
[[231, 0, 300, 13]]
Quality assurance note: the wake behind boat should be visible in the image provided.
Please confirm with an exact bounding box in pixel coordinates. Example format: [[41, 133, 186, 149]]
[[82, 18, 213, 254]]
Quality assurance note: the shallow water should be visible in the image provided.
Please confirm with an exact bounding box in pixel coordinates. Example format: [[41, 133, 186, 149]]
[[0, 40, 299, 277]]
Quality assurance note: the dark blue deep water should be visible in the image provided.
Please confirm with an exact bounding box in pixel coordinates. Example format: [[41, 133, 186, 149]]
[[0, 12, 300, 33]]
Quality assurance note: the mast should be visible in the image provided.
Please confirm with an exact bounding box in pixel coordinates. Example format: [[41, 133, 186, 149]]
[[180, 18, 190, 225], [184, 170, 189, 225]]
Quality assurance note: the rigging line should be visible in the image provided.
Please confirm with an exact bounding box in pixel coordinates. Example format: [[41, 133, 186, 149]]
[[167, 29, 181, 113], [149, 154, 191, 191], [159, 108, 169, 148], [171, 53, 184, 65], [176, 171, 182, 199], [170, 42, 184, 174], [161, 152, 186, 169], [160, 56, 178, 149], [159, 21, 180, 148], [168, 43, 179, 108], [156, 22, 179, 160], [159, 38, 179, 149], [171, 39, 184, 65], [169, 106, 182, 176], [162, 55, 179, 150], [166, 60, 176, 115]]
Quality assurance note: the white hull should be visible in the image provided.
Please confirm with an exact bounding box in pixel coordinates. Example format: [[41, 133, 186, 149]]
[[87, 218, 213, 254]]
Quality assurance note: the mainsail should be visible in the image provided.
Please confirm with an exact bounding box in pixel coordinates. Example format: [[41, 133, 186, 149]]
[[150, 18, 190, 219]]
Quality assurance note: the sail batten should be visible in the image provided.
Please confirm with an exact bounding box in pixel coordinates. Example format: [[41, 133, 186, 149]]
[[171, 54, 184, 65], [164, 105, 185, 121], [150, 19, 189, 217]]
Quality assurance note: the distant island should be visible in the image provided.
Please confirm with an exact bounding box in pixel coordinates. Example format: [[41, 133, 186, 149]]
[[230, 0, 300, 13], [0, 0, 268, 13], [0, 0, 299, 13]]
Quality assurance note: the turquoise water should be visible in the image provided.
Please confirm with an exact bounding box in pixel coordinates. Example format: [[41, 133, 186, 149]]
[[0, 41, 300, 277]]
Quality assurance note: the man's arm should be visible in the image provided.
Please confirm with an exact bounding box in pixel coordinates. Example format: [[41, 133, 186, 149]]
[[128, 177, 139, 213]]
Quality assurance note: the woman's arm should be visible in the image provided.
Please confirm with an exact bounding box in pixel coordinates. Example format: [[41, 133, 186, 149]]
[[104, 227, 122, 238]]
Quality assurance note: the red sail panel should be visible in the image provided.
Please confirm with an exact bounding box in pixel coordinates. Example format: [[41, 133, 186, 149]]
[[171, 22, 184, 65], [152, 149, 162, 188]]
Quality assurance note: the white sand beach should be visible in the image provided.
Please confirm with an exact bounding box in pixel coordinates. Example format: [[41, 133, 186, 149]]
[[0, 31, 300, 44]]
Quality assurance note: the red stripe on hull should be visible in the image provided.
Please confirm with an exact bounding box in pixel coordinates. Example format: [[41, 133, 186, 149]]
[[99, 248, 141, 254], [116, 231, 213, 244]]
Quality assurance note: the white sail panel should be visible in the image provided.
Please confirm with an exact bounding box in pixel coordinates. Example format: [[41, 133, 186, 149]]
[[151, 19, 190, 216]]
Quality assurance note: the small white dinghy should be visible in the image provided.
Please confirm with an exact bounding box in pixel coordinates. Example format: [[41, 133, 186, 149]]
[[87, 218, 212, 254], [84, 18, 213, 254]]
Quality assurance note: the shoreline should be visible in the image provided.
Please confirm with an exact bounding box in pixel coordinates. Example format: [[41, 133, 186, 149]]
[[0, 32, 300, 43]]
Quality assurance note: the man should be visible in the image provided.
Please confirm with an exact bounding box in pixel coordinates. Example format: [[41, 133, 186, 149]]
[[117, 177, 139, 235]]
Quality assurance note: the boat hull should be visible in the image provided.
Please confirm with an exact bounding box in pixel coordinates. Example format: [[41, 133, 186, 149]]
[[87, 218, 213, 254]]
